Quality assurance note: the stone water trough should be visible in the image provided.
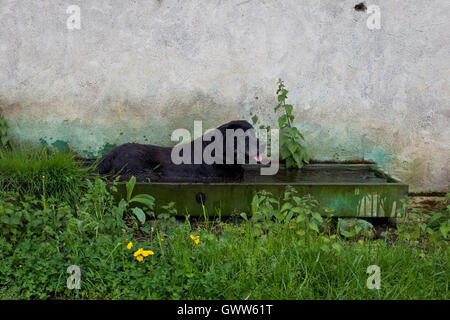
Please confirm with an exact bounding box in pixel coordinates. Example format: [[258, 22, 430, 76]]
[[112, 163, 408, 217]]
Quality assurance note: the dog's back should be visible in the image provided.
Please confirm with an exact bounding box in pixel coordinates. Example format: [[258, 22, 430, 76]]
[[96, 120, 262, 181]]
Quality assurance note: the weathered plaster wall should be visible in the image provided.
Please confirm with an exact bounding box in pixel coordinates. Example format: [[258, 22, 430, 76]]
[[0, 0, 449, 192]]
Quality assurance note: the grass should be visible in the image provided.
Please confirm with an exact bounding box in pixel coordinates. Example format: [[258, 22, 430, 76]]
[[142, 221, 447, 300], [0, 213, 448, 299], [0, 146, 91, 203], [0, 149, 448, 300]]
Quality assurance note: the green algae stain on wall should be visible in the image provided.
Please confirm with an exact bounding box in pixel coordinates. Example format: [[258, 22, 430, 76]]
[[40, 137, 117, 159], [98, 143, 117, 157], [51, 140, 70, 153], [299, 122, 396, 167], [364, 148, 395, 167], [82, 143, 117, 159], [39, 138, 71, 153]]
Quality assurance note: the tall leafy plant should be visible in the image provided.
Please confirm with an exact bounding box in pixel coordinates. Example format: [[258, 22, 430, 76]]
[[275, 79, 309, 168]]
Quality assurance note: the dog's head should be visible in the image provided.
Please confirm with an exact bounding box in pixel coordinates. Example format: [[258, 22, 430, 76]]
[[206, 120, 265, 165]]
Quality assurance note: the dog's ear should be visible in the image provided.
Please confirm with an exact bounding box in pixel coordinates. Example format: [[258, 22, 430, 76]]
[[217, 122, 233, 135], [219, 120, 253, 132], [229, 121, 251, 130]]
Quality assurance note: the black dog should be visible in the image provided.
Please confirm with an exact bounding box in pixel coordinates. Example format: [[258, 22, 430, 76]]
[[96, 120, 265, 182]]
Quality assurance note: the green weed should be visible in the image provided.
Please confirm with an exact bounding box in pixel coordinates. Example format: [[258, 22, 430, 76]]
[[275, 79, 309, 168]]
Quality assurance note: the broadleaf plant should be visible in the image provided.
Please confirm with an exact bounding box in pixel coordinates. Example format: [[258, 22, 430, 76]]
[[275, 79, 309, 168], [115, 176, 156, 225]]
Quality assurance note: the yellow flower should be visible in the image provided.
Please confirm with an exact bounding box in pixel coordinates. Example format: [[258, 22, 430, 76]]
[[160, 238, 165, 242], [127, 242, 133, 250], [190, 234, 200, 244], [134, 248, 144, 257], [136, 255, 143, 262], [358, 239, 364, 245], [142, 250, 154, 257]]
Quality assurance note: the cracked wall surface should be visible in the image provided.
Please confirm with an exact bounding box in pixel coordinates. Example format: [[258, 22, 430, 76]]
[[0, 0, 449, 192]]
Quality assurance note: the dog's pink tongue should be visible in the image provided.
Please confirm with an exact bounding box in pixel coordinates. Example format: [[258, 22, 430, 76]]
[[254, 155, 262, 162]]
